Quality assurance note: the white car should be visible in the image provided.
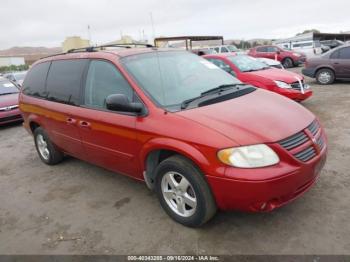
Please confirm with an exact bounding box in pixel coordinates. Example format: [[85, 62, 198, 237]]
[[209, 45, 240, 54]]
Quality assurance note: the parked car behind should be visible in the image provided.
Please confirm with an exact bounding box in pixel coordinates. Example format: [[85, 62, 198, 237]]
[[209, 45, 240, 54], [0, 77, 22, 125], [204, 54, 312, 101], [4, 71, 27, 88], [248, 45, 306, 68], [320, 40, 344, 50], [302, 44, 350, 84], [20, 47, 327, 227]]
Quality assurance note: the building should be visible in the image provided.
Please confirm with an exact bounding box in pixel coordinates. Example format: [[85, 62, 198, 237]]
[[104, 35, 149, 46], [62, 36, 90, 52], [273, 32, 350, 49], [0, 56, 25, 67]]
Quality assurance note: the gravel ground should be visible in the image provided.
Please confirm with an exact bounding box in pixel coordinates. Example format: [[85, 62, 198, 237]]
[[0, 67, 349, 255]]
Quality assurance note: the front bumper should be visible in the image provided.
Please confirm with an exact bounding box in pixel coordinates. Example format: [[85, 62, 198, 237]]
[[302, 68, 317, 78], [276, 88, 313, 101], [0, 108, 22, 125], [206, 141, 327, 212]]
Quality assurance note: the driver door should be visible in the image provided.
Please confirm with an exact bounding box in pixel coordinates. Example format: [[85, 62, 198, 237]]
[[79, 59, 142, 178]]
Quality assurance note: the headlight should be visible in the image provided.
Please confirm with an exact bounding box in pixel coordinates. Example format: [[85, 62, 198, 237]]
[[274, 80, 292, 89], [217, 144, 279, 168], [293, 52, 301, 57]]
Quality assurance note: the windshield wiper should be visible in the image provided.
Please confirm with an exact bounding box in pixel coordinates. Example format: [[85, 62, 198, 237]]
[[0, 92, 18, 96], [180, 83, 244, 109]]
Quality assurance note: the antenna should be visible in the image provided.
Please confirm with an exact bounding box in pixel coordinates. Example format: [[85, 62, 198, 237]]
[[87, 25, 92, 45], [149, 12, 156, 42]]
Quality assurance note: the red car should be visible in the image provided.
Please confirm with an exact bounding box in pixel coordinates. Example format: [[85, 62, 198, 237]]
[[0, 77, 22, 125], [204, 53, 312, 101], [19, 47, 327, 227], [248, 45, 306, 68]]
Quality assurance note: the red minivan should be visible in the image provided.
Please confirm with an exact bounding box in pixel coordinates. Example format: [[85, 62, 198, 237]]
[[19, 46, 327, 227], [204, 53, 312, 101]]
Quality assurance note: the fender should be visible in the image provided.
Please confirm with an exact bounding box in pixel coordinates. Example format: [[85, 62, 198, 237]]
[[139, 137, 213, 189], [140, 137, 211, 171]]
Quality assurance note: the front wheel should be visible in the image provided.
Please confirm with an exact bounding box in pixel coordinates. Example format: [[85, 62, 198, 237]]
[[282, 57, 294, 68], [155, 155, 217, 227]]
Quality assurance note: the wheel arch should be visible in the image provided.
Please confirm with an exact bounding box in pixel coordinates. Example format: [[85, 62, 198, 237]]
[[140, 138, 211, 190]]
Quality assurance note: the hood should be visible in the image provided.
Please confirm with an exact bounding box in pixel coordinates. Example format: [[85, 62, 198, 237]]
[[244, 68, 303, 84], [0, 93, 19, 107], [177, 89, 314, 145]]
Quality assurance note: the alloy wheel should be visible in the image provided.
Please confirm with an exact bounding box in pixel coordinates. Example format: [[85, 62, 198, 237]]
[[161, 171, 197, 217], [36, 134, 50, 160]]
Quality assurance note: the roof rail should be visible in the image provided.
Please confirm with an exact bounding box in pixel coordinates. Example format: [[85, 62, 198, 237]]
[[41, 43, 154, 59]]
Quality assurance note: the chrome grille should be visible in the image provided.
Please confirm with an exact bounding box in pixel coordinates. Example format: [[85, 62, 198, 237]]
[[290, 80, 304, 91], [278, 120, 325, 163]]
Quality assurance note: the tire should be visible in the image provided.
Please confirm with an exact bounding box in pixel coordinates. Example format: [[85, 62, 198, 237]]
[[316, 68, 335, 85], [34, 127, 64, 165], [282, 57, 294, 68], [154, 155, 217, 227]]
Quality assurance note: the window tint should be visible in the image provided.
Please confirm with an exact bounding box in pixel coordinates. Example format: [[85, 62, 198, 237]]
[[221, 47, 229, 53], [338, 47, 350, 59], [256, 47, 268, 52], [214, 47, 220, 53], [22, 62, 50, 98], [84, 60, 134, 109], [267, 47, 278, 52], [46, 59, 88, 105], [330, 50, 339, 59]]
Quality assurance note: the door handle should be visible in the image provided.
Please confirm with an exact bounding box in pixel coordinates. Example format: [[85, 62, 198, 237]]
[[66, 117, 77, 125], [334, 62, 340, 65], [79, 121, 91, 129]]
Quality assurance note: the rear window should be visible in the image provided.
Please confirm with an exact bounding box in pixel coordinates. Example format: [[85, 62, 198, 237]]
[[22, 62, 50, 98], [46, 59, 88, 105]]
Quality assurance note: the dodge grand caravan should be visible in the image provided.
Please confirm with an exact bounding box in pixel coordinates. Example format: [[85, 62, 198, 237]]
[[19, 45, 327, 227]]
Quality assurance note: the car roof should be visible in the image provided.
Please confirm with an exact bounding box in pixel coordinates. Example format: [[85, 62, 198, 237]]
[[36, 47, 185, 65]]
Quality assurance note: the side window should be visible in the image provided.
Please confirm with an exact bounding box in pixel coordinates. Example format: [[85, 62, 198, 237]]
[[84, 60, 134, 109], [221, 47, 229, 53], [256, 47, 267, 52], [214, 47, 220, 53], [22, 62, 50, 98], [267, 47, 278, 52], [338, 47, 350, 59], [330, 50, 339, 59], [46, 59, 88, 105]]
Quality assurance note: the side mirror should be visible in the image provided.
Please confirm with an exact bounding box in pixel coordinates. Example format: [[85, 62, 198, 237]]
[[106, 94, 143, 114]]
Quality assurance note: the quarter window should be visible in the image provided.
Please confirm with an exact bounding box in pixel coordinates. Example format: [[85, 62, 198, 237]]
[[22, 62, 51, 98], [46, 59, 88, 105], [84, 60, 134, 109], [338, 47, 350, 59]]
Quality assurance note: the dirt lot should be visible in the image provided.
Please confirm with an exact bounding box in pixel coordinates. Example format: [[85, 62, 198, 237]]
[[0, 67, 349, 255]]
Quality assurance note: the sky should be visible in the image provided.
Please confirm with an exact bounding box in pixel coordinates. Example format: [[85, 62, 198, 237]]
[[0, 0, 349, 49]]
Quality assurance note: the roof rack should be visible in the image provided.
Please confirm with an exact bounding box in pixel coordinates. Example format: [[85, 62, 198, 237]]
[[41, 43, 154, 59]]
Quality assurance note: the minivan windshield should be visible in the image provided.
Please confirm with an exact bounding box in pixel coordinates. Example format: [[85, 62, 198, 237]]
[[0, 80, 19, 95], [227, 55, 269, 72], [122, 51, 243, 109]]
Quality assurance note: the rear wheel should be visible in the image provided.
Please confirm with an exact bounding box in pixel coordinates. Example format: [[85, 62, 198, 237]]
[[155, 155, 217, 227], [316, 68, 335, 85], [34, 127, 64, 165], [282, 57, 294, 68]]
